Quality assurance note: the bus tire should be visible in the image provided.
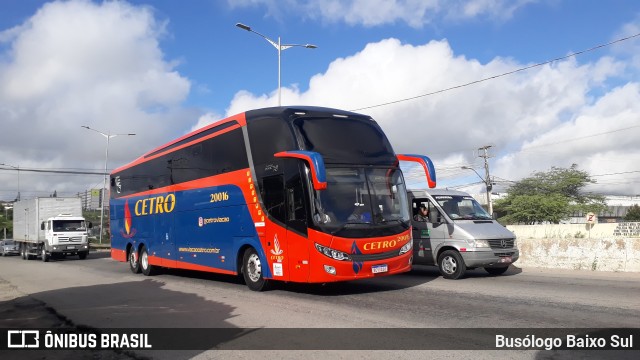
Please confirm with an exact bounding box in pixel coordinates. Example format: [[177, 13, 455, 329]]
[[41, 247, 49, 262], [140, 246, 156, 276], [242, 248, 270, 291], [485, 266, 509, 276], [438, 250, 466, 280], [129, 247, 141, 274]]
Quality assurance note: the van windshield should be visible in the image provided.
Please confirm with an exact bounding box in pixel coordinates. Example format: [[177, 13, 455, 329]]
[[432, 195, 491, 220]]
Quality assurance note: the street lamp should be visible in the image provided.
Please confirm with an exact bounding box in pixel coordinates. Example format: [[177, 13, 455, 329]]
[[236, 22, 317, 106], [0, 163, 20, 201], [81, 126, 135, 244], [461, 166, 493, 215]]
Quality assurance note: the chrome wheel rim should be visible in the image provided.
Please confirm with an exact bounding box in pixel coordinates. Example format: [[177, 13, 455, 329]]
[[141, 251, 148, 270], [247, 253, 262, 282], [442, 256, 457, 274]]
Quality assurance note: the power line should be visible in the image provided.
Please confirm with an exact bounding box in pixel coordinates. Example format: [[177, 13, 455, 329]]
[[351, 32, 640, 112], [0, 167, 105, 175], [518, 125, 640, 152]]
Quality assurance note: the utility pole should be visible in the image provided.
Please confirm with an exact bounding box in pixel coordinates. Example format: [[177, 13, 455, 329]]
[[478, 145, 493, 216]]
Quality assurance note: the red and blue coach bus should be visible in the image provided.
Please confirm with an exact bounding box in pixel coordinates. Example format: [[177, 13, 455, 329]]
[[109, 106, 436, 291]]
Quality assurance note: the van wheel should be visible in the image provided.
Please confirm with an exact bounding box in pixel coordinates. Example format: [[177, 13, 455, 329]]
[[242, 248, 270, 291], [41, 247, 49, 262], [140, 246, 156, 276], [485, 266, 509, 275], [438, 250, 466, 280], [129, 247, 141, 274]]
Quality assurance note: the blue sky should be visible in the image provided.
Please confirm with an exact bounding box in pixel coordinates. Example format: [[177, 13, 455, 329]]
[[1, 0, 640, 200]]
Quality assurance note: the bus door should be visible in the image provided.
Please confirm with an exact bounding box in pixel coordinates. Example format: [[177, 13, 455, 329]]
[[260, 163, 310, 282], [284, 165, 309, 282]]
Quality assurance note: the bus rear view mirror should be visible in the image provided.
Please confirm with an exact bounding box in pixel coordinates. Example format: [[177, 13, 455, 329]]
[[397, 154, 437, 188], [274, 150, 327, 190]]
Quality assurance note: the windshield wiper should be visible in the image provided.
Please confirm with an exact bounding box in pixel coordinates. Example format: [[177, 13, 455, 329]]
[[330, 221, 372, 235]]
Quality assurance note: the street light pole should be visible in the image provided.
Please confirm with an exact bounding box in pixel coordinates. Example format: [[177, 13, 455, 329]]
[[461, 165, 493, 216], [81, 126, 135, 244], [478, 145, 493, 216], [236, 22, 317, 106]]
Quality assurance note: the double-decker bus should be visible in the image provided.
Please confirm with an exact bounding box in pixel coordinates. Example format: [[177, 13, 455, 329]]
[[109, 106, 436, 291]]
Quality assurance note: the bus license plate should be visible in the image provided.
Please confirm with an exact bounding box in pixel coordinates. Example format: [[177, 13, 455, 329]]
[[499, 256, 512, 263], [372, 264, 388, 274]]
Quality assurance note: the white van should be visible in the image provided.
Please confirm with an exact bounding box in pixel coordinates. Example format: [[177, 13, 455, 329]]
[[409, 189, 518, 279]]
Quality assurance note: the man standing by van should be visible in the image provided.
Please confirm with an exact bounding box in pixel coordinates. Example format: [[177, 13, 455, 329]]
[[412, 203, 431, 259], [414, 204, 429, 222]]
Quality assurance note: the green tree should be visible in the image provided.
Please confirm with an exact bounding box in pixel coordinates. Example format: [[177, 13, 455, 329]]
[[0, 203, 12, 239], [624, 204, 640, 221], [495, 164, 607, 224]]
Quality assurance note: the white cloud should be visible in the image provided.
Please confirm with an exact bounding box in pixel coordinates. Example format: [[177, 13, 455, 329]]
[[229, 0, 536, 28], [225, 35, 640, 195], [0, 0, 191, 200]]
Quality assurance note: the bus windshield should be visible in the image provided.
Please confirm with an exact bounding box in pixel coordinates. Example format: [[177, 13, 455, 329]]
[[433, 195, 492, 221], [312, 167, 410, 235]]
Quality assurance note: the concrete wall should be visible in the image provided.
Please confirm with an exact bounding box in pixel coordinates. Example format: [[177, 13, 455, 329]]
[[507, 222, 640, 272]]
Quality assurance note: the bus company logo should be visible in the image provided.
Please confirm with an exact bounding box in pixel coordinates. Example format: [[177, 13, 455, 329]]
[[351, 241, 363, 274], [270, 234, 283, 256], [121, 200, 137, 238], [270, 234, 284, 262]]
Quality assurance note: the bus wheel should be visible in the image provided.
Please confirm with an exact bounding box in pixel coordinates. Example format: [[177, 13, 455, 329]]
[[41, 247, 49, 262], [242, 248, 270, 291], [438, 250, 466, 280], [129, 247, 141, 274], [485, 266, 509, 276], [140, 246, 156, 276]]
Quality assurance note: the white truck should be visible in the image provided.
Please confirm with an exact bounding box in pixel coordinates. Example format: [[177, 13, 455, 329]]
[[13, 197, 91, 262]]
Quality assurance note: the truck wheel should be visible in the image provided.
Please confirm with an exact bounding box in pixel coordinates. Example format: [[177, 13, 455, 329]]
[[485, 266, 509, 275], [438, 250, 466, 280], [242, 247, 270, 291], [129, 248, 141, 274], [140, 246, 156, 276], [21, 245, 27, 260], [41, 247, 49, 262]]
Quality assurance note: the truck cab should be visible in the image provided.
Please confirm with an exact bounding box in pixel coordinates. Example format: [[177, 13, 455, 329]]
[[40, 214, 91, 261], [409, 189, 519, 279]]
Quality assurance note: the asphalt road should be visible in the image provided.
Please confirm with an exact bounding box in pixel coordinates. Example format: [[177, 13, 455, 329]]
[[0, 251, 638, 359]]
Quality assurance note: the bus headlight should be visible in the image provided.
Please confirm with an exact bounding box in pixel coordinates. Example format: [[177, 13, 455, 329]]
[[399, 240, 413, 255], [314, 243, 351, 261]]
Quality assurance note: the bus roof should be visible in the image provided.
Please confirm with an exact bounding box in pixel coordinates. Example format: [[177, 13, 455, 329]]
[[112, 106, 374, 174]]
